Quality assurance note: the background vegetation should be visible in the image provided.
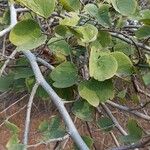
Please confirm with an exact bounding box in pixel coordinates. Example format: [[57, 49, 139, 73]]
[[0, 0, 150, 149]]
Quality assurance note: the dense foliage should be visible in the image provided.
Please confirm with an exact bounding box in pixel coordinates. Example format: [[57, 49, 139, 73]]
[[0, 0, 150, 149]]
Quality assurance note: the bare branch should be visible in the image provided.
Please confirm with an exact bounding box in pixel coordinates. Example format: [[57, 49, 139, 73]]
[[23, 50, 89, 150], [27, 134, 69, 148], [0, 2, 17, 37], [0, 50, 17, 77], [107, 101, 150, 121], [110, 32, 150, 52], [99, 104, 128, 136], [111, 137, 150, 150], [23, 83, 39, 147]]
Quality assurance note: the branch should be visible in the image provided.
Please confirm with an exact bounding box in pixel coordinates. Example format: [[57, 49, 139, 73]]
[[110, 32, 150, 52], [107, 101, 150, 121], [111, 137, 150, 150], [0, 50, 17, 77], [27, 134, 69, 148], [0, 2, 17, 37], [23, 50, 89, 150], [4, 3, 89, 150], [23, 83, 39, 147], [99, 104, 128, 136]]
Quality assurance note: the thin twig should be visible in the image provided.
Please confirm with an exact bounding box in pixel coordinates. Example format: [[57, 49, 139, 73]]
[[107, 101, 150, 121], [0, 94, 28, 114], [0, 2, 17, 37], [23, 83, 39, 147], [0, 50, 17, 77], [27, 134, 69, 148], [99, 104, 128, 136], [111, 137, 150, 150], [110, 131, 120, 147]]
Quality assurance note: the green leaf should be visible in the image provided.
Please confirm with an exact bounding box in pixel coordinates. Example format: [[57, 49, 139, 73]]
[[48, 37, 71, 56], [6, 135, 19, 150], [60, 0, 80, 12], [74, 136, 94, 150], [13, 68, 33, 80], [140, 9, 150, 25], [0, 75, 14, 92], [41, 116, 66, 139], [111, 52, 133, 77], [72, 100, 94, 121], [0, 9, 10, 25], [135, 25, 150, 39], [142, 72, 150, 86], [89, 49, 118, 81], [114, 40, 134, 56], [5, 121, 19, 134], [12, 79, 26, 92], [97, 31, 112, 48], [16, 0, 55, 18], [38, 120, 49, 132], [121, 119, 142, 144], [60, 12, 80, 26], [50, 62, 78, 88], [117, 89, 127, 99], [78, 79, 114, 107], [111, 0, 137, 16], [55, 25, 69, 37], [9, 19, 47, 51], [76, 24, 98, 43], [6, 134, 25, 150], [97, 117, 114, 132], [84, 4, 111, 27]]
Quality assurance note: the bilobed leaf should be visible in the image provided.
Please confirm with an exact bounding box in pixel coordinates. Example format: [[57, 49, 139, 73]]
[[5, 121, 19, 134], [89, 49, 118, 81], [121, 119, 142, 144], [60, 12, 80, 26], [84, 4, 98, 17], [0, 75, 14, 92], [84, 4, 111, 27], [48, 37, 71, 56], [135, 25, 150, 39], [38, 120, 49, 132], [13, 68, 33, 80], [140, 9, 150, 25], [6, 135, 25, 150], [41, 116, 66, 139], [9, 19, 47, 51], [50, 62, 78, 88], [142, 72, 150, 86], [78, 79, 114, 107], [97, 31, 112, 47], [111, 52, 133, 77], [16, 0, 55, 18], [97, 117, 114, 132], [114, 40, 134, 56], [72, 100, 94, 121], [60, 0, 80, 12], [76, 24, 98, 43], [111, 0, 137, 16], [55, 25, 69, 37]]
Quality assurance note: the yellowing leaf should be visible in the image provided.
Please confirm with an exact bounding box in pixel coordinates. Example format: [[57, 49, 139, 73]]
[[60, 0, 80, 12], [9, 19, 47, 51], [78, 79, 114, 107], [89, 49, 118, 81], [111, 0, 137, 16], [16, 0, 55, 18], [50, 62, 78, 88]]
